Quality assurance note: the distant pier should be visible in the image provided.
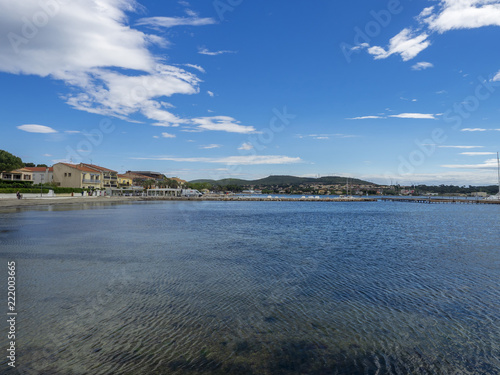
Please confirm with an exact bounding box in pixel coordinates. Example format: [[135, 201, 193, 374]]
[[143, 196, 378, 202], [380, 197, 500, 205]]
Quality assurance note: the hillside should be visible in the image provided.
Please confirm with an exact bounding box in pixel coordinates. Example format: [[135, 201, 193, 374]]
[[190, 175, 376, 187]]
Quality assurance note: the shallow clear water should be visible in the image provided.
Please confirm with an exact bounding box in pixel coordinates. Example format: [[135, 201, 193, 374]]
[[0, 201, 499, 374]]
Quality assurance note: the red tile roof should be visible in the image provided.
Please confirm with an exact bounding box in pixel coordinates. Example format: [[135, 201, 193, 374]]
[[80, 163, 117, 173], [58, 163, 99, 173], [24, 167, 54, 172]]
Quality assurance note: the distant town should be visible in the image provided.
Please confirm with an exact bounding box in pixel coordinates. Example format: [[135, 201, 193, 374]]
[[1, 150, 499, 198]]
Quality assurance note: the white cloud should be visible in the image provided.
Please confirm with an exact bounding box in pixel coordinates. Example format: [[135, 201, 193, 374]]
[[161, 132, 176, 138], [198, 47, 236, 56], [367, 28, 431, 61], [207, 90, 214, 97], [389, 113, 436, 119], [17, 124, 57, 133], [190, 116, 258, 134], [64, 130, 81, 134], [461, 152, 497, 155], [461, 128, 500, 131], [363, 1, 500, 62], [439, 145, 484, 149], [43, 153, 52, 157], [132, 155, 302, 165], [238, 142, 254, 150], [135, 16, 216, 28], [199, 144, 221, 149], [461, 128, 487, 131], [423, 0, 500, 33], [412, 61, 434, 70], [153, 135, 159, 138], [347, 115, 384, 120], [0, 0, 214, 126]]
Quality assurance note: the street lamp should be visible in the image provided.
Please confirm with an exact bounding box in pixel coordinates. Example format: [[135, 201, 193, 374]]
[[40, 175, 44, 197]]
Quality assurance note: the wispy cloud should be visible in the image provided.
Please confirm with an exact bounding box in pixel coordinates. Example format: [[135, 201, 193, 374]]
[[461, 152, 496, 156], [461, 128, 500, 132], [17, 124, 57, 133], [198, 47, 236, 56], [412, 61, 434, 70], [348, 113, 436, 120], [296, 133, 358, 139], [207, 90, 214, 97], [132, 155, 302, 165], [136, 16, 216, 28], [190, 116, 258, 134], [389, 113, 436, 119], [184, 64, 205, 73], [199, 144, 221, 149], [64, 130, 81, 134], [439, 145, 484, 149], [347, 115, 384, 120], [442, 158, 499, 169]]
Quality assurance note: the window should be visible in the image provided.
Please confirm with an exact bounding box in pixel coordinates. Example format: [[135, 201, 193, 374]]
[[64, 173, 67, 177], [24, 175, 30, 180], [68, 173, 71, 177]]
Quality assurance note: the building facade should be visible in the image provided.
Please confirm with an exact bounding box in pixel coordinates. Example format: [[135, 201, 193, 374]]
[[53, 163, 102, 189], [0, 168, 33, 183], [24, 167, 53, 184], [81, 164, 118, 189]]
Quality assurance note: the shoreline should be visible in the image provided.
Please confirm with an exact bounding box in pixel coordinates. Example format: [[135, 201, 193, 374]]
[[0, 195, 377, 212]]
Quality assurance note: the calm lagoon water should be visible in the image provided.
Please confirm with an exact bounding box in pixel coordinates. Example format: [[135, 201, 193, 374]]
[[0, 201, 499, 374]]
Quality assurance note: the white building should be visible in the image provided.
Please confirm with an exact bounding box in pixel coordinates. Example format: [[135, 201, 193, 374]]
[[24, 167, 53, 184]]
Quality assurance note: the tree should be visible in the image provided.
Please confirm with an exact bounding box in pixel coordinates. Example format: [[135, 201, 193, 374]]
[[0, 150, 24, 172], [24, 162, 36, 167], [36, 164, 48, 168]]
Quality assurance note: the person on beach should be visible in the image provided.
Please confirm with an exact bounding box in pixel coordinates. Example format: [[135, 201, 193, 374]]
[[16, 191, 21, 199]]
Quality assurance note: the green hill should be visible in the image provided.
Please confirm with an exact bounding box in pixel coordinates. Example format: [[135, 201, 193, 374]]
[[190, 175, 376, 187]]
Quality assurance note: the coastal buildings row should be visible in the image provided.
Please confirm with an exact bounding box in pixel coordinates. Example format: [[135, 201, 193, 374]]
[[0, 163, 187, 191]]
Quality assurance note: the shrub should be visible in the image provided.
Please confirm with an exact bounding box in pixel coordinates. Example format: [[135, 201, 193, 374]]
[[0, 188, 50, 194]]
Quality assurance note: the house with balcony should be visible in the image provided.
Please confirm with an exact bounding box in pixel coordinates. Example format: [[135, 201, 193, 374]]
[[117, 174, 133, 188], [80, 164, 118, 188], [53, 163, 102, 189], [0, 168, 33, 183]]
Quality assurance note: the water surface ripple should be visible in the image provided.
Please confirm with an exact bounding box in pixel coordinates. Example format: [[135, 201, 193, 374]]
[[0, 201, 499, 374]]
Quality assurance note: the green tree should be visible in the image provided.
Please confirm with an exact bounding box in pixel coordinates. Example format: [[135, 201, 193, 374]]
[[36, 164, 48, 168], [0, 150, 24, 172], [24, 162, 36, 167]]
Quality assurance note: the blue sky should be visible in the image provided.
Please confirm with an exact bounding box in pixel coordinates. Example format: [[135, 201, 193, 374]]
[[1, 0, 500, 185]]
